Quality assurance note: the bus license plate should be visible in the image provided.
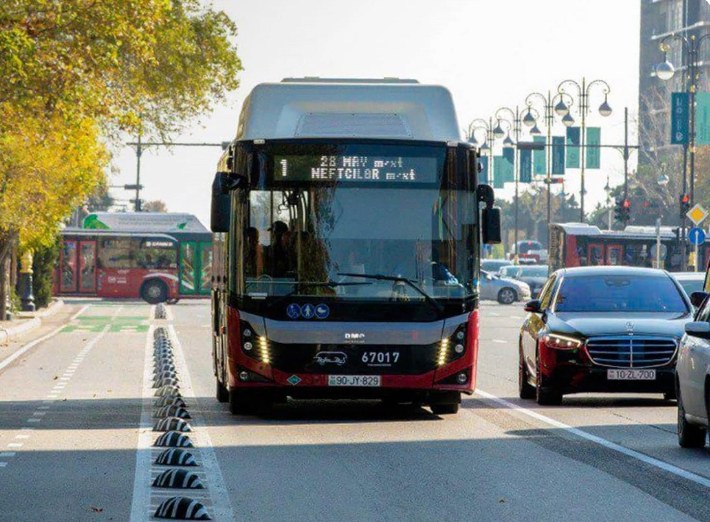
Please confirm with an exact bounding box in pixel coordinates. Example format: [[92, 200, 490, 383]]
[[328, 375, 381, 387], [607, 369, 656, 380]]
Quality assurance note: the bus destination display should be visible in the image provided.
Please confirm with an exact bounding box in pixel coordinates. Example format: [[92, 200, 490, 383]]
[[274, 155, 438, 184]]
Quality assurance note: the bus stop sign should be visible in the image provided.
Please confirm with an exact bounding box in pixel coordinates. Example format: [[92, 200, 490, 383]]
[[688, 227, 706, 246]]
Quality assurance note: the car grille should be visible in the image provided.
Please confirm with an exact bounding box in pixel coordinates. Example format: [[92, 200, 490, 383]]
[[585, 337, 677, 368]]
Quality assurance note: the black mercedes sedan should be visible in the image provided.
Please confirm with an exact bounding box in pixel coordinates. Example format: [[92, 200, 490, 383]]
[[519, 266, 693, 405]]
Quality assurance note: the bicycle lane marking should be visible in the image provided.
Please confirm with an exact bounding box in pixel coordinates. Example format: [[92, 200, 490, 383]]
[[0, 305, 91, 374]]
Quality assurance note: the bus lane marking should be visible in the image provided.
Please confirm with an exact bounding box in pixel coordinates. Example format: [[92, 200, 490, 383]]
[[475, 389, 710, 489]]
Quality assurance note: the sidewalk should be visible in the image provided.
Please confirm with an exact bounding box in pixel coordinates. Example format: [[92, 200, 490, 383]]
[[0, 299, 64, 345], [0, 300, 86, 372]]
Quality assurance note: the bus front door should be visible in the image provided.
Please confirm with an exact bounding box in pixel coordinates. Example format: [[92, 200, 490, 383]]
[[179, 241, 212, 296], [59, 240, 97, 294]]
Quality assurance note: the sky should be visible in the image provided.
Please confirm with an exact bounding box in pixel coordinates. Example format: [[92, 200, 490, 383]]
[[111, 0, 641, 226]]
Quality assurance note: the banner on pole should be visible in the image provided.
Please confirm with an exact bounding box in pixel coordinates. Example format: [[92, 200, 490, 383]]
[[671, 92, 689, 145], [695, 92, 710, 145], [552, 136, 565, 175], [533, 136, 546, 175], [566, 127, 580, 168], [586, 127, 601, 169], [503, 147, 515, 183], [479, 156, 488, 185], [493, 150, 514, 188], [519, 149, 532, 183]]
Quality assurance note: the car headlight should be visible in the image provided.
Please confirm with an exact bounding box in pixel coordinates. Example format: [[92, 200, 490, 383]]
[[542, 333, 583, 350]]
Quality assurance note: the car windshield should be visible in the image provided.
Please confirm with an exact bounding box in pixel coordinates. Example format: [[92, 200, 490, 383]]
[[520, 266, 548, 277], [554, 274, 688, 313]]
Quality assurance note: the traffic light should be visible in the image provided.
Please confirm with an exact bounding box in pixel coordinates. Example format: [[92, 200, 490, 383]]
[[680, 193, 690, 218], [614, 198, 631, 224]]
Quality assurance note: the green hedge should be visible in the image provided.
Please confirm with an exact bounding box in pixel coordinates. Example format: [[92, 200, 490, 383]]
[[32, 241, 59, 309]]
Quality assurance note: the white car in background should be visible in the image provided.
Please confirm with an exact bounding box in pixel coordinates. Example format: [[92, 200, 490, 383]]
[[479, 270, 531, 305], [677, 289, 710, 448]]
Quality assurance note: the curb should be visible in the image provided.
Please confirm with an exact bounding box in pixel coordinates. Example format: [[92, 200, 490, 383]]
[[0, 317, 41, 345], [0, 300, 64, 345]]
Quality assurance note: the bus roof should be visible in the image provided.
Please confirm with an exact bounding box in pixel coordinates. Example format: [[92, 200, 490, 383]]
[[235, 78, 461, 142], [81, 212, 209, 234], [553, 222, 677, 239]]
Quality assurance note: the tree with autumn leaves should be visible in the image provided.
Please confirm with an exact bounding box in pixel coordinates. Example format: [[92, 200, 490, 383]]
[[0, 0, 242, 316]]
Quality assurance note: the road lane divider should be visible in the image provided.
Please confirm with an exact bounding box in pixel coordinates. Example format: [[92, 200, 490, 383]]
[[475, 389, 710, 489], [131, 308, 234, 521]]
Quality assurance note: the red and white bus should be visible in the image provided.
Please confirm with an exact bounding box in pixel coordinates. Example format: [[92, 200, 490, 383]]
[[210, 79, 500, 415], [56, 213, 212, 303], [548, 223, 686, 272]]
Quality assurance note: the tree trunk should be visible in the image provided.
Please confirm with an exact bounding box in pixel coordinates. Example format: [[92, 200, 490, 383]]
[[0, 232, 19, 320]]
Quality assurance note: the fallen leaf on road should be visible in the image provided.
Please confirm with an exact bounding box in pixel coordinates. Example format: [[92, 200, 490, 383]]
[[498, 498, 507, 503], [90, 506, 103, 513], [53, 376, 58, 380]]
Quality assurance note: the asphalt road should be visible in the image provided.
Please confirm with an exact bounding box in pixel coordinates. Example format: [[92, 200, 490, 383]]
[[0, 299, 707, 521]]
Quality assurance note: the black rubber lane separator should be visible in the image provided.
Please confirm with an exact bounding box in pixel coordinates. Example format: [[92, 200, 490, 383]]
[[154, 497, 211, 520], [154, 396, 187, 408], [152, 469, 204, 489], [155, 385, 181, 397], [153, 417, 192, 432], [153, 406, 192, 419], [154, 448, 198, 467], [153, 432, 194, 448]]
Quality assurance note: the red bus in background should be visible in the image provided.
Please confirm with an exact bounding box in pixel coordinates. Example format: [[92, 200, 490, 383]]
[[56, 213, 213, 303], [549, 223, 685, 272]]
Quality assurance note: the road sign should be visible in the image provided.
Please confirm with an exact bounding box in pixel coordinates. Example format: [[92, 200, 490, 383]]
[[687, 204, 708, 225], [688, 227, 706, 245]]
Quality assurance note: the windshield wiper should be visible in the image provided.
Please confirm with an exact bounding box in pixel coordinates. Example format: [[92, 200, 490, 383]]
[[265, 281, 372, 309], [337, 272, 444, 316]]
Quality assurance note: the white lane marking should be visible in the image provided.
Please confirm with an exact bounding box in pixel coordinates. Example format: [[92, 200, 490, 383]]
[[0, 305, 91, 373], [38, 405, 51, 409], [8, 443, 22, 448], [476, 389, 710, 488], [0, 463, 7, 468], [492, 339, 507, 344], [26, 419, 41, 423], [32, 411, 46, 416], [0, 452, 16, 458], [15, 435, 30, 440], [129, 317, 156, 522], [167, 324, 236, 521], [488, 313, 500, 317], [59, 377, 70, 381]]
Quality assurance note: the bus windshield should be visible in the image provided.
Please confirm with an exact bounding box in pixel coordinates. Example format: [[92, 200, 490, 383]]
[[239, 142, 477, 302]]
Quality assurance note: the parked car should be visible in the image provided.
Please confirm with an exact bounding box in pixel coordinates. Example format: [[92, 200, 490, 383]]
[[481, 259, 513, 275], [499, 265, 549, 298], [519, 266, 692, 405], [480, 270, 531, 305], [676, 290, 710, 448], [671, 272, 705, 301]]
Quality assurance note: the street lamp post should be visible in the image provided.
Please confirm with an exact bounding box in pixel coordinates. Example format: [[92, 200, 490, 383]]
[[467, 118, 497, 186], [523, 91, 573, 232], [557, 78, 613, 222], [655, 31, 710, 271], [494, 106, 525, 262]]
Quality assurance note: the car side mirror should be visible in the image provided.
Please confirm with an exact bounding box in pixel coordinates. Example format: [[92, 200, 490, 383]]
[[485, 274, 493, 281], [685, 321, 710, 339], [690, 291, 708, 309], [524, 299, 542, 313]]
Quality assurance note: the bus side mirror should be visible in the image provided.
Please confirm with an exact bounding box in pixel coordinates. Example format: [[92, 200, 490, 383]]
[[211, 172, 238, 233], [481, 207, 501, 244]]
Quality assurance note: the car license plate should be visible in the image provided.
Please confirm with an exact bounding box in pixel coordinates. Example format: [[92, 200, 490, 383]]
[[607, 369, 656, 380], [328, 375, 381, 387]]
